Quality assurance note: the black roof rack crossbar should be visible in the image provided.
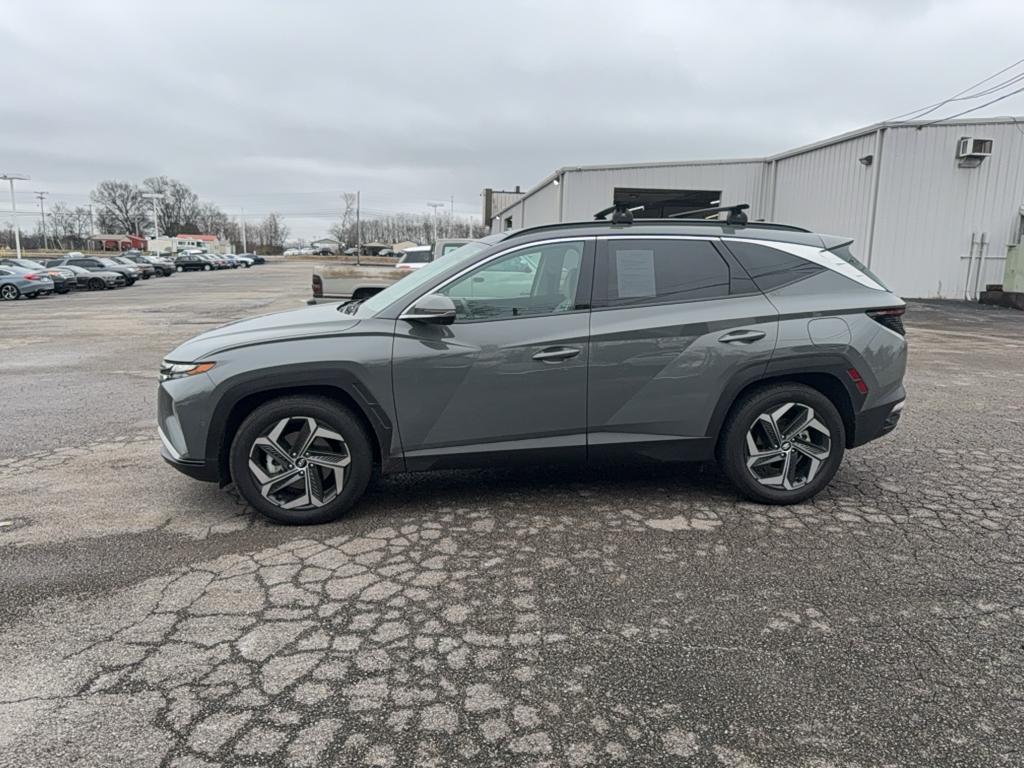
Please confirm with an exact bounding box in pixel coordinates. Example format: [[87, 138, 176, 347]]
[[594, 202, 644, 224], [668, 203, 749, 225], [503, 218, 810, 239]]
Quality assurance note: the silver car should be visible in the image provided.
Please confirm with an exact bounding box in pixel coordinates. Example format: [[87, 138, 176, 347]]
[[0, 266, 55, 300], [159, 204, 907, 524]]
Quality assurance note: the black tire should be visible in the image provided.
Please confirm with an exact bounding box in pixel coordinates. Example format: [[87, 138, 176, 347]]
[[176, 266, 184, 272], [203, 264, 211, 271], [717, 383, 845, 505], [230, 396, 373, 524], [88, 278, 105, 290], [0, 283, 18, 300]]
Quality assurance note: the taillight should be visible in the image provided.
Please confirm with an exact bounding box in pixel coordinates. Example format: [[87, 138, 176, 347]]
[[24, 273, 39, 281], [312, 274, 322, 297], [867, 307, 905, 336]]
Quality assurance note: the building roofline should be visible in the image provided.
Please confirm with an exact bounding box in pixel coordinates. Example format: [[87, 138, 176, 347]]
[[491, 115, 1024, 221]]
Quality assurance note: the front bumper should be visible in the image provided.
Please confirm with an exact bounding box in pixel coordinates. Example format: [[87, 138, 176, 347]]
[[160, 441, 218, 481]]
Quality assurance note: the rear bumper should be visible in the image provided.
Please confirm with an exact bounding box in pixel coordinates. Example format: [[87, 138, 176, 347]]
[[851, 398, 904, 447]]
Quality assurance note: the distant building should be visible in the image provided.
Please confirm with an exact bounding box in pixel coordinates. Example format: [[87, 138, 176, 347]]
[[89, 234, 147, 251], [311, 238, 341, 253], [481, 187, 524, 226]]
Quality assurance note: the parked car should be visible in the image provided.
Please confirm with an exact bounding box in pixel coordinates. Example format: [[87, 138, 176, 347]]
[[205, 254, 230, 269], [283, 248, 300, 257], [111, 255, 156, 279], [125, 253, 175, 277], [47, 255, 140, 286], [394, 246, 434, 271], [0, 258, 74, 293], [175, 253, 213, 272], [238, 253, 266, 265], [0, 266, 55, 300], [233, 255, 255, 268], [59, 263, 125, 290], [221, 255, 242, 269], [160, 206, 908, 524]]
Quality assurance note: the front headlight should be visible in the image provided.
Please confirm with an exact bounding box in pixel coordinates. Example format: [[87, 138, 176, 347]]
[[159, 361, 216, 381]]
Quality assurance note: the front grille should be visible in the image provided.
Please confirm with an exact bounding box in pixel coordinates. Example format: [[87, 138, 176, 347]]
[[867, 308, 905, 336]]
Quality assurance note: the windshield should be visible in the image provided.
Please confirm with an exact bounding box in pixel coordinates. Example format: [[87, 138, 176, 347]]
[[357, 239, 496, 316]]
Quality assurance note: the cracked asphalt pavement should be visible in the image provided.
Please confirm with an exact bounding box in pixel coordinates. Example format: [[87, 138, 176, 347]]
[[1, 266, 1023, 767]]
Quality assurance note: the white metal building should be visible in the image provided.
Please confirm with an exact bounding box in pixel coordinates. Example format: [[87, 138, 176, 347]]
[[489, 118, 1024, 298]]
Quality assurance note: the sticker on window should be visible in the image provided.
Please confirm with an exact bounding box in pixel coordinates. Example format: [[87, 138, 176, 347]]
[[615, 249, 656, 298]]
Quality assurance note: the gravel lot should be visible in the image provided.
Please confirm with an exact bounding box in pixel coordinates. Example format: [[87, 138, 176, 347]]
[[1, 264, 1023, 767]]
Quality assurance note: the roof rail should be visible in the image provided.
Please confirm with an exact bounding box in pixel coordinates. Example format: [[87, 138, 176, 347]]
[[668, 203, 749, 225], [505, 217, 810, 239]]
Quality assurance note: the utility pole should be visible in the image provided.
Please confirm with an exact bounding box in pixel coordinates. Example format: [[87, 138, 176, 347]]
[[427, 202, 444, 243], [355, 190, 361, 266], [142, 192, 164, 240], [240, 208, 247, 253], [35, 191, 49, 250], [449, 194, 454, 238], [1, 174, 30, 259]]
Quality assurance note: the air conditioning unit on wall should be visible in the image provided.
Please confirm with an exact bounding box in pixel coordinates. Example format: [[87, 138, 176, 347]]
[[957, 137, 993, 158]]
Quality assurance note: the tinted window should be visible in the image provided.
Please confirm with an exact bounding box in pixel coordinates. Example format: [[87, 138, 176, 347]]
[[595, 239, 730, 307], [439, 240, 584, 321], [724, 241, 824, 292]]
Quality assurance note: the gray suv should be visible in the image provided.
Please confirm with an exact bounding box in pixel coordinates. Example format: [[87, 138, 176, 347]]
[[160, 206, 907, 523]]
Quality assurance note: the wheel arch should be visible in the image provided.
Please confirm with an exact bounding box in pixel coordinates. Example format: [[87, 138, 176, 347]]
[[206, 370, 397, 485], [708, 358, 862, 450]]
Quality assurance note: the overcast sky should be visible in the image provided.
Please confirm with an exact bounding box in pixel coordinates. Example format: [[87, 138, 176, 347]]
[[4, 0, 1024, 239]]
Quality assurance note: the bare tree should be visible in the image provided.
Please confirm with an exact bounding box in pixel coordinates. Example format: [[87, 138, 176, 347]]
[[327, 192, 357, 245], [141, 176, 201, 237], [256, 213, 289, 250], [90, 180, 146, 234]]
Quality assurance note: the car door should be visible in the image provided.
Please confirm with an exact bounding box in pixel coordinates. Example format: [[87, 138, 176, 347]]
[[587, 236, 778, 460], [391, 238, 593, 470]]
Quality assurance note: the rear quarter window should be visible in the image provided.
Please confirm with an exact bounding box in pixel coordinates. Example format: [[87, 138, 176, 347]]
[[723, 241, 825, 292]]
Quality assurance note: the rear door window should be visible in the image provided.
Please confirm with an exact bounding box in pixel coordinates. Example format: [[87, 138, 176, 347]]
[[594, 238, 731, 308]]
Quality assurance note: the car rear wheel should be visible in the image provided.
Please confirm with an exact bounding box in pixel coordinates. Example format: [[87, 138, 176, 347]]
[[230, 396, 373, 524], [203, 264, 211, 271], [718, 383, 845, 505], [0, 284, 19, 300], [88, 278, 105, 290]]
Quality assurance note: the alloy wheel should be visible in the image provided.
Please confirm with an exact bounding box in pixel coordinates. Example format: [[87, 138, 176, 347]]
[[248, 416, 351, 510], [0, 284, 18, 300], [744, 402, 831, 491]]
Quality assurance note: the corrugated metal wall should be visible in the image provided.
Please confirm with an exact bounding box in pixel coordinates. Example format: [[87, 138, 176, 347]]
[[871, 122, 1024, 298], [521, 180, 561, 227], [770, 132, 877, 252]]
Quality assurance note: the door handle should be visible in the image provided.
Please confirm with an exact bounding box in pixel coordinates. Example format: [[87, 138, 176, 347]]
[[718, 329, 766, 344], [532, 346, 581, 362]]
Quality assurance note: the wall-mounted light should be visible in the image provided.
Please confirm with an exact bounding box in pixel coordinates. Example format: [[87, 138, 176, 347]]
[[552, 178, 560, 186], [858, 155, 873, 166]]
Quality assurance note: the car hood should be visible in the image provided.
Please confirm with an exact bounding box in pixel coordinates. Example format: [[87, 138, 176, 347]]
[[166, 303, 361, 361]]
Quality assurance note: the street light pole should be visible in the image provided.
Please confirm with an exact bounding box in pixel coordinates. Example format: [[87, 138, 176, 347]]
[[356, 190, 361, 266], [1, 174, 30, 259], [240, 208, 247, 253], [142, 192, 164, 240], [427, 202, 444, 243]]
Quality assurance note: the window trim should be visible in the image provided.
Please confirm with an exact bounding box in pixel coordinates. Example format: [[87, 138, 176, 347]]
[[592, 235, 742, 310], [400, 237, 595, 325]]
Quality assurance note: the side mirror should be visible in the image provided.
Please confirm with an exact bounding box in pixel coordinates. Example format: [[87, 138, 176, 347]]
[[401, 293, 457, 325]]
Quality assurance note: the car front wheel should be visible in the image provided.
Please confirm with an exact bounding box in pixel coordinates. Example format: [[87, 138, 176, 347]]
[[718, 383, 845, 505], [0, 284, 19, 300], [203, 264, 211, 271], [229, 396, 373, 524]]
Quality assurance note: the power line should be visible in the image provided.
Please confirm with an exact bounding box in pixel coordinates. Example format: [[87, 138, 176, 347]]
[[888, 56, 1024, 122], [917, 83, 1024, 127]]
